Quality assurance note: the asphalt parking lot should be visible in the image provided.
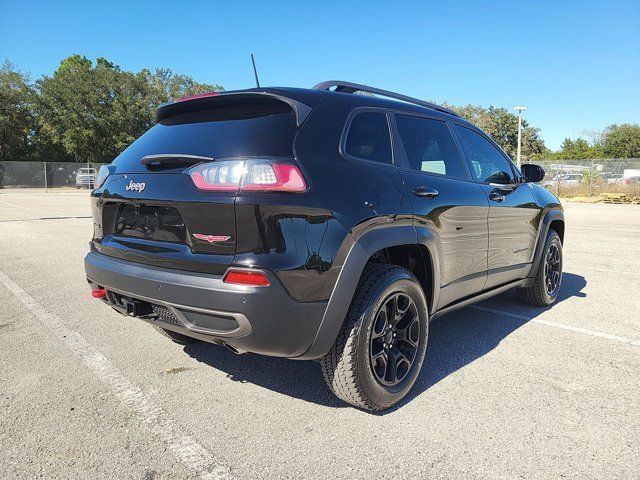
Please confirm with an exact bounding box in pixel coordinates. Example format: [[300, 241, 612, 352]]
[[1, 190, 638, 480]]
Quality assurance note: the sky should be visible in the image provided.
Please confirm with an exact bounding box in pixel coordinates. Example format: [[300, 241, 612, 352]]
[[1, 0, 638, 150]]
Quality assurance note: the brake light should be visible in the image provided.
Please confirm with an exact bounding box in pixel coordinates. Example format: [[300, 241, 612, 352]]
[[224, 270, 270, 287], [175, 91, 221, 103], [188, 159, 307, 193]]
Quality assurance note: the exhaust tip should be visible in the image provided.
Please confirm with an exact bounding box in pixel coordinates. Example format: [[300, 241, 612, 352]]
[[222, 342, 246, 355]]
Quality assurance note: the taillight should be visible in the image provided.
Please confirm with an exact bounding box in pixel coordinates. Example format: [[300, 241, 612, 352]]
[[224, 270, 270, 287], [94, 165, 110, 189], [188, 159, 307, 193]]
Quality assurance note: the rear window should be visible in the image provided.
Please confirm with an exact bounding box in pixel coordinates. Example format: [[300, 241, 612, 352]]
[[112, 103, 297, 172]]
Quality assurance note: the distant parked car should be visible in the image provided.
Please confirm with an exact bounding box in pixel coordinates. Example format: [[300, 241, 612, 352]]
[[601, 173, 623, 184], [543, 173, 583, 188], [75, 167, 97, 188]]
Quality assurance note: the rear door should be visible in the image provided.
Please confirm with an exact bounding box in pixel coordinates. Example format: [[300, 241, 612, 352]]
[[453, 124, 542, 289], [391, 113, 490, 309], [92, 97, 302, 275]]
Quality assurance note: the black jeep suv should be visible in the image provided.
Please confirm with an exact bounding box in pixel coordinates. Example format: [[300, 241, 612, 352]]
[[85, 81, 564, 410]]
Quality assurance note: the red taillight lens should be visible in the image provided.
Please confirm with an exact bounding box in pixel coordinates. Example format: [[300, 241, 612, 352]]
[[188, 159, 307, 193], [224, 270, 270, 287]]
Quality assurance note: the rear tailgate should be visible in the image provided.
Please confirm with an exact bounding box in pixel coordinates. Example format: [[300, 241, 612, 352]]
[[91, 91, 319, 275]]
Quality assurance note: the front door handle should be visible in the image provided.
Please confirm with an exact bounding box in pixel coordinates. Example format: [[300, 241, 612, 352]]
[[413, 186, 439, 199], [489, 191, 505, 203]]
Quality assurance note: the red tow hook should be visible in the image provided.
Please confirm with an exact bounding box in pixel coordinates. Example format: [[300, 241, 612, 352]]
[[91, 288, 107, 299]]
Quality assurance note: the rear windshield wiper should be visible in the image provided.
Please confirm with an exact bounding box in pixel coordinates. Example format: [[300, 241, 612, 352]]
[[141, 154, 214, 167]]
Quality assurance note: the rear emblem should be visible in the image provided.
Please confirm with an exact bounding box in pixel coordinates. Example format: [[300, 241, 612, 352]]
[[193, 234, 231, 243], [125, 179, 146, 193]]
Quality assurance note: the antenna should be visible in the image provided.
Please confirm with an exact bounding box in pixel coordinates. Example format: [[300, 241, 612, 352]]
[[250, 53, 260, 88]]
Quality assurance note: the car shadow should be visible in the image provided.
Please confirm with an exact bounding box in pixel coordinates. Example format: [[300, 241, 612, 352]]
[[183, 272, 587, 412]]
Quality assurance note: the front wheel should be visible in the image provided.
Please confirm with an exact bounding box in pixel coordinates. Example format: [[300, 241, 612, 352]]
[[320, 264, 429, 411], [517, 229, 563, 306]]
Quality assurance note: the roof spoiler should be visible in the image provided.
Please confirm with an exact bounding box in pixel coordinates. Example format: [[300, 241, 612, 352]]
[[156, 91, 314, 126], [313, 80, 459, 117]]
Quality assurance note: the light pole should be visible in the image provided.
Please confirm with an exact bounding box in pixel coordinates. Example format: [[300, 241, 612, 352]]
[[513, 106, 528, 167]]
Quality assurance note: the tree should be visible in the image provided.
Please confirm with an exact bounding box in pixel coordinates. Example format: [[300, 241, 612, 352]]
[[444, 103, 546, 161], [552, 137, 604, 160], [602, 124, 640, 158], [0, 61, 36, 162], [34, 55, 221, 163]]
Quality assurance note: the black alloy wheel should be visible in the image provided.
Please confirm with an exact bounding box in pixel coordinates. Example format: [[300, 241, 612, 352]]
[[369, 292, 420, 387]]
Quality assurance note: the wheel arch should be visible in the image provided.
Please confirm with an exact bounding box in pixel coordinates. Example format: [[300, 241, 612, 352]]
[[295, 224, 439, 360], [527, 207, 565, 281]]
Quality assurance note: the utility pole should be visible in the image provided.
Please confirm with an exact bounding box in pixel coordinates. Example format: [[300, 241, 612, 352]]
[[513, 106, 528, 167], [250, 53, 260, 88]]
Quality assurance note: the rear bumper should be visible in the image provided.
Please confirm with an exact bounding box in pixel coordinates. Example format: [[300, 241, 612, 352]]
[[84, 251, 327, 358]]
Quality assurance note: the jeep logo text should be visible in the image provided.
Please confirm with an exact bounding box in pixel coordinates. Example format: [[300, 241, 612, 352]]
[[125, 180, 146, 193]]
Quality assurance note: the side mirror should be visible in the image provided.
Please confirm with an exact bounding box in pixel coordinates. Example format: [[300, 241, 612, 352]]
[[521, 163, 545, 183]]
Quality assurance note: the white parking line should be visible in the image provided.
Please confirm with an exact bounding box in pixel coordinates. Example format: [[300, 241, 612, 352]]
[[0, 269, 233, 480], [0, 199, 91, 224], [470, 305, 640, 347]]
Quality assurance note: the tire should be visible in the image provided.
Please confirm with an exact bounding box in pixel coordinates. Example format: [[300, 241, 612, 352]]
[[320, 264, 429, 411], [516, 229, 563, 306], [153, 325, 200, 345]]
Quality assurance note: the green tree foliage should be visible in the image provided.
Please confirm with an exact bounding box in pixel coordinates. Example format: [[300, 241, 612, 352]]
[[602, 124, 640, 158], [1, 55, 221, 163], [36, 55, 221, 163], [0, 61, 36, 162], [551, 137, 604, 160], [546, 124, 640, 160], [445, 104, 546, 161]]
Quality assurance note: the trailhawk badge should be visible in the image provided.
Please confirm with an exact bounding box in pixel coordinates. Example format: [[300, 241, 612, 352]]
[[125, 179, 146, 193], [193, 234, 231, 243]]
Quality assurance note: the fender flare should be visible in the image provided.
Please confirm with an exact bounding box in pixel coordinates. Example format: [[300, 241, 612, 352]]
[[527, 207, 564, 280], [295, 224, 439, 360]]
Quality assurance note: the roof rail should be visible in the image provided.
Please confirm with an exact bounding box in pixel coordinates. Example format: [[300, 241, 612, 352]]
[[313, 80, 459, 117]]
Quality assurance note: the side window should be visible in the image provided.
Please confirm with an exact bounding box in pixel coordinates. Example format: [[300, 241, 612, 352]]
[[454, 125, 515, 184], [344, 112, 392, 164], [395, 115, 467, 179]]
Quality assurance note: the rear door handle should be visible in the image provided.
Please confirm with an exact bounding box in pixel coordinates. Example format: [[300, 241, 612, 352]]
[[412, 186, 439, 199], [488, 191, 505, 203]]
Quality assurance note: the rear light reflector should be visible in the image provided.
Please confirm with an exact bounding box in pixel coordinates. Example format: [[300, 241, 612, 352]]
[[91, 288, 107, 298], [188, 159, 307, 193], [224, 270, 270, 287]]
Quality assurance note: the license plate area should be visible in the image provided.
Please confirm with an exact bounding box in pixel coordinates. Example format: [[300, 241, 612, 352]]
[[114, 203, 186, 243]]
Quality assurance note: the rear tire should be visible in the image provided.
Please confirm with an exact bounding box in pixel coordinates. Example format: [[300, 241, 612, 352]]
[[320, 264, 429, 411], [153, 325, 200, 345], [517, 229, 563, 306]]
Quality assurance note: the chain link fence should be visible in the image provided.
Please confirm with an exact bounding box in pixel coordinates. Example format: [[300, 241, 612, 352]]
[[533, 159, 640, 199], [0, 161, 107, 190], [1, 160, 639, 200]]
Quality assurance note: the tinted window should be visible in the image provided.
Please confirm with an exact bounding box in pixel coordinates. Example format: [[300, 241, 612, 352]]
[[395, 115, 466, 179], [113, 103, 297, 173], [455, 126, 515, 184], [345, 112, 392, 164]]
